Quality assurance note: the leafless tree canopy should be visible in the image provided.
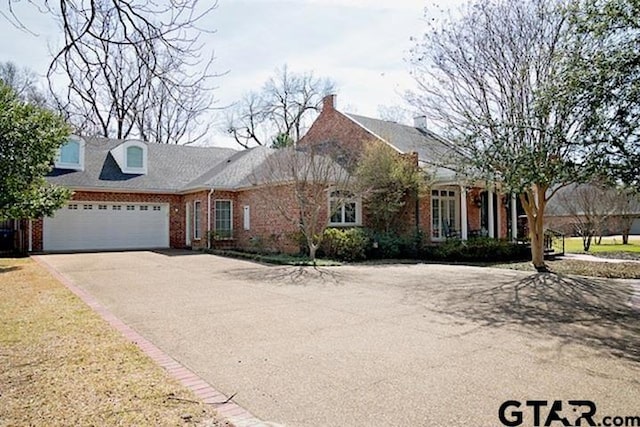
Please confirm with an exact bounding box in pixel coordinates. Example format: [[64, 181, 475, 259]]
[[252, 145, 353, 261], [5, 1, 218, 144], [0, 62, 48, 106], [227, 65, 335, 148], [556, 183, 618, 250]]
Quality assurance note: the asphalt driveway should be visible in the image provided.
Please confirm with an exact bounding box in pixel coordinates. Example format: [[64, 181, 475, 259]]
[[38, 251, 640, 426]]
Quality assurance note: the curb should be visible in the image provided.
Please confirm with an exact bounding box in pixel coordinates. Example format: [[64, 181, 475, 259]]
[[32, 255, 269, 427]]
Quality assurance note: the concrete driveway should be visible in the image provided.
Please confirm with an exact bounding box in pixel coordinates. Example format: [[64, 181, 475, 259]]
[[39, 251, 640, 426]]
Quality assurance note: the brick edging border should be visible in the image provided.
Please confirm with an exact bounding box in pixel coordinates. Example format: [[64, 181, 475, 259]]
[[32, 255, 268, 427]]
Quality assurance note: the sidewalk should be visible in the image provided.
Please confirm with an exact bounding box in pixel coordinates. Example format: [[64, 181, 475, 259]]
[[561, 253, 640, 264]]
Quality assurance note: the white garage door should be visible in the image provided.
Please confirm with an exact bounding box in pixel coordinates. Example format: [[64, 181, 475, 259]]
[[632, 218, 640, 235], [44, 202, 170, 251]]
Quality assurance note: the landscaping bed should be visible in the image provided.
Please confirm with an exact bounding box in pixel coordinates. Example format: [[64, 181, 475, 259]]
[[0, 258, 227, 426]]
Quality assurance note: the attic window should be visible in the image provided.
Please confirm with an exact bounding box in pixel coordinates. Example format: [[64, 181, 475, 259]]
[[54, 136, 85, 171], [127, 146, 143, 168], [109, 139, 148, 174]]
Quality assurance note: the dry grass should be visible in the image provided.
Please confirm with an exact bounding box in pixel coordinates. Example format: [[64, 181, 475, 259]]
[[0, 258, 228, 427], [492, 258, 640, 279]]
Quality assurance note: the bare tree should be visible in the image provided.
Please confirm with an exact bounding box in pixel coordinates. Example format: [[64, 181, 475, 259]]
[[377, 105, 413, 125], [227, 65, 335, 148], [407, 0, 600, 269], [612, 187, 640, 245], [0, 62, 48, 106], [4, 1, 218, 144], [252, 146, 354, 261], [556, 183, 618, 251]]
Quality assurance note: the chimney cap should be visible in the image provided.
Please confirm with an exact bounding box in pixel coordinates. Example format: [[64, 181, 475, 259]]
[[413, 115, 427, 130]]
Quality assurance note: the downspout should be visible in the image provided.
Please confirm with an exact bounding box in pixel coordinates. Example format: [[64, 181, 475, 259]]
[[28, 219, 32, 252], [207, 188, 214, 249]]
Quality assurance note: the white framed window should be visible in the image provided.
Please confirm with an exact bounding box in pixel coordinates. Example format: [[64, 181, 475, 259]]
[[126, 205, 135, 211], [139, 205, 148, 211], [110, 140, 148, 174], [153, 205, 161, 211], [112, 205, 121, 211], [215, 200, 233, 239], [55, 136, 85, 171], [431, 188, 458, 241], [83, 204, 93, 210], [68, 204, 78, 210], [193, 200, 201, 240], [328, 190, 361, 226], [243, 205, 250, 230]]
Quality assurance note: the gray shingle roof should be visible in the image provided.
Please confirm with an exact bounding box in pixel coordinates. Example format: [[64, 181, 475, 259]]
[[46, 137, 237, 193], [186, 146, 275, 190], [344, 113, 452, 162]]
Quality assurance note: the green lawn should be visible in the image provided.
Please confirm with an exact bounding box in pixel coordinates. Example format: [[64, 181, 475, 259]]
[[564, 235, 640, 254]]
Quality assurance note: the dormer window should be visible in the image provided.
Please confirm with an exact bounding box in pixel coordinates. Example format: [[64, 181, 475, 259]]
[[110, 140, 148, 174], [54, 136, 85, 171], [126, 146, 143, 168]]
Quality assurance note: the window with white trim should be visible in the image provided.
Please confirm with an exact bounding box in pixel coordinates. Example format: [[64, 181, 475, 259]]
[[193, 201, 201, 240], [329, 190, 360, 226], [215, 200, 233, 239], [109, 140, 147, 174], [55, 137, 85, 171], [431, 189, 458, 240]]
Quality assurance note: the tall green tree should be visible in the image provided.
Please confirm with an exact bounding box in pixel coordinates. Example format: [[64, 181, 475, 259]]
[[407, 0, 601, 269], [567, 0, 640, 189], [0, 83, 71, 219]]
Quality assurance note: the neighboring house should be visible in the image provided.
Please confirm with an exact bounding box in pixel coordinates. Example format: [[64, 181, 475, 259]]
[[299, 95, 516, 242], [545, 184, 640, 236]]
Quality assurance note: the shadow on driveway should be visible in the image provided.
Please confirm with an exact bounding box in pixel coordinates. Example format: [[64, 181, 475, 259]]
[[229, 265, 346, 286], [431, 272, 640, 363]]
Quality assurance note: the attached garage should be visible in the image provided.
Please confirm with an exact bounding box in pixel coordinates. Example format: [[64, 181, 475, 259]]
[[632, 218, 640, 235], [43, 202, 170, 251]]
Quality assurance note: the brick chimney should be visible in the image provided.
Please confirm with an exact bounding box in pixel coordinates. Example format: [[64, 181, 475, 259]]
[[322, 94, 336, 112], [413, 115, 427, 130]]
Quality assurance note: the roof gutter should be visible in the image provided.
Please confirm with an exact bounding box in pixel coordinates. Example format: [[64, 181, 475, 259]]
[[207, 188, 214, 249]]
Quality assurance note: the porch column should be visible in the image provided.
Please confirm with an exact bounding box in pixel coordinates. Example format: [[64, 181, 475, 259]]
[[488, 190, 495, 238], [511, 193, 518, 241], [460, 186, 468, 241]]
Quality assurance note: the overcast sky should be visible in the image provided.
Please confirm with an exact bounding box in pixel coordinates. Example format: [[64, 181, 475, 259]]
[[0, 0, 467, 147]]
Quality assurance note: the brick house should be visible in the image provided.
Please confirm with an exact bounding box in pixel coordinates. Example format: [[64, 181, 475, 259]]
[[25, 136, 343, 253], [299, 95, 516, 243], [544, 184, 640, 236], [23, 94, 517, 254]]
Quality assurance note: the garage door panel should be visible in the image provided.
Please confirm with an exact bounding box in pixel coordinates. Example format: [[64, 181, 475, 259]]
[[43, 203, 170, 251]]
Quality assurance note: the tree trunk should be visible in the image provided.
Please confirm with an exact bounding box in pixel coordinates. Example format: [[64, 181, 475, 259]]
[[520, 184, 548, 271], [622, 230, 630, 245], [530, 219, 546, 270], [309, 243, 318, 262]]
